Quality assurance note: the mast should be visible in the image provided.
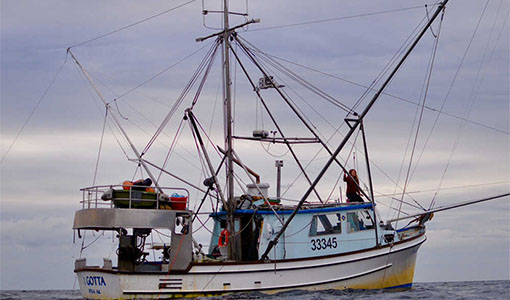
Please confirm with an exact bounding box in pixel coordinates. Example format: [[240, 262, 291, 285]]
[[222, 0, 238, 261]]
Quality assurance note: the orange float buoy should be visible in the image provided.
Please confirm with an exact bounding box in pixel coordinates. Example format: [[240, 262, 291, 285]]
[[122, 180, 133, 190]]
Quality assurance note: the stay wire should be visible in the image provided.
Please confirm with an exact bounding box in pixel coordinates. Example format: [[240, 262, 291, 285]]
[[143, 39, 221, 155], [71, 58, 132, 161], [258, 50, 508, 135], [157, 118, 185, 182], [230, 39, 325, 202], [86, 68, 204, 171], [411, 1, 496, 185], [349, 7, 432, 115], [389, 8, 444, 219], [246, 51, 324, 131], [377, 181, 509, 199], [429, 0, 492, 209], [250, 52, 348, 151], [325, 128, 361, 202], [238, 37, 351, 113], [69, 0, 198, 49], [1, 54, 68, 164], [92, 107, 109, 186], [248, 4, 438, 32], [115, 41, 213, 101], [191, 43, 220, 107], [255, 49, 351, 115], [394, 5, 445, 223]]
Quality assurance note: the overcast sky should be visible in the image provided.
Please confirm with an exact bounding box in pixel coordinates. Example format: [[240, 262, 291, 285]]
[[1, 0, 509, 290]]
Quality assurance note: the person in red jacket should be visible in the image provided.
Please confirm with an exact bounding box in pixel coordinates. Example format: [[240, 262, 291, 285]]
[[343, 169, 364, 203]]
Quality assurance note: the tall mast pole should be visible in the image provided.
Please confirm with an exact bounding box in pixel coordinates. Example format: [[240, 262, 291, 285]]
[[222, 0, 238, 261]]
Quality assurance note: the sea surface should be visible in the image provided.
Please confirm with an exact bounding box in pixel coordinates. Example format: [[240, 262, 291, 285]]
[[1, 281, 508, 299]]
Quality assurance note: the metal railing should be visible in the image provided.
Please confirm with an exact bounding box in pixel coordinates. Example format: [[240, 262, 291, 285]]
[[80, 185, 190, 210]]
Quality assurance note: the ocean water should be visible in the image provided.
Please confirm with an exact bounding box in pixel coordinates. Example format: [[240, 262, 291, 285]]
[[1, 281, 508, 299]]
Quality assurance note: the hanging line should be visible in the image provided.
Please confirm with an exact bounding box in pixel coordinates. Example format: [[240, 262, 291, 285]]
[[425, 4, 438, 38], [1, 53, 69, 164], [131, 164, 141, 181], [113, 98, 128, 120], [69, 0, 198, 49]]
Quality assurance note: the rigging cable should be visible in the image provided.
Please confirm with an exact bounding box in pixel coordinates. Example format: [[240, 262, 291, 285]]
[[377, 181, 509, 199], [252, 50, 347, 134], [410, 0, 504, 184], [428, 0, 494, 210], [388, 7, 445, 219], [239, 37, 351, 113], [230, 40, 325, 202], [157, 118, 185, 182], [394, 6, 445, 221], [377, 4, 442, 278], [69, 0, 198, 49], [115, 42, 213, 101], [236, 37, 368, 202], [257, 50, 508, 135], [325, 128, 361, 202], [248, 4, 437, 32], [232, 34, 465, 207], [142, 39, 221, 155], [92, 107, 109, 186], [1, 54, 68, 164], [349, 6, 432, 115], [86, 68, 204, 171], [71, 57, 132, 161]]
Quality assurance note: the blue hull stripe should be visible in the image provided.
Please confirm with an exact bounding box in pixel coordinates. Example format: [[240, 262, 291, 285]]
[[385, 283, 413, 289]]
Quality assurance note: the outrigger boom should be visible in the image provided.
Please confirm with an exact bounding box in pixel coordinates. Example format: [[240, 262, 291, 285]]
[[386, 193, 510, 224]]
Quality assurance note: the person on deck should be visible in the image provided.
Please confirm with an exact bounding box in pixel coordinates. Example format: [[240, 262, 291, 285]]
[[343, 169, 364, 203]]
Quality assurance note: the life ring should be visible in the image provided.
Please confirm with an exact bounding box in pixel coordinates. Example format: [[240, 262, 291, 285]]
[[218, 229, 229, 246]]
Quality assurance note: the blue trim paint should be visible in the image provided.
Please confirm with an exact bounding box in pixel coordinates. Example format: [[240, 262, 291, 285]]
[[384, 283, 413, 289], [210, 204, 373, 217], [396, 225, 422, 233]]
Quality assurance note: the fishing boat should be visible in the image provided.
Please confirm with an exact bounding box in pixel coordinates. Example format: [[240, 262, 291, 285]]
[[71, 0, 508, 298]]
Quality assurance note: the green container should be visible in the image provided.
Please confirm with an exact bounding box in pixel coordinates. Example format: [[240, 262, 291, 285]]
[[112, 190, 158, 209]]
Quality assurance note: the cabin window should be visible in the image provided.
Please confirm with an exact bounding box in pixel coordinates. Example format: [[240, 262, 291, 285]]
[[309, 214, 341, 236], [346, 210, 374, 233]]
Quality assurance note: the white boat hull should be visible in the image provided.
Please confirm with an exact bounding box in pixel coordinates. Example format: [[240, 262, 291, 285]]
[[76, 234, 425, 299]]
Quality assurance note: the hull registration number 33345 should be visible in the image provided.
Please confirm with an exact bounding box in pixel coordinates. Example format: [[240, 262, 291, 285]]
[[311, 237, 338, 251]]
